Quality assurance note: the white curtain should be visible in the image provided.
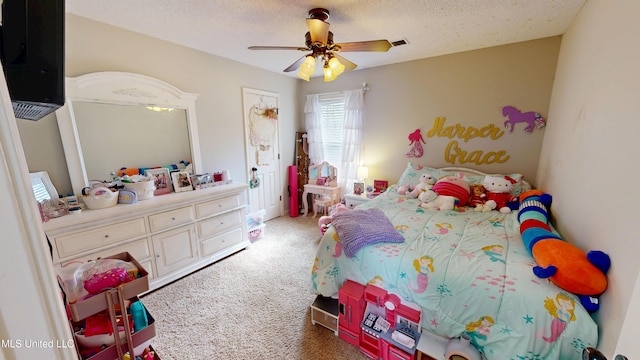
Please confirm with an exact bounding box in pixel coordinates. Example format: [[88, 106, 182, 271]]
[[340, 90, 365, 196], [304, 94, 324, 165]]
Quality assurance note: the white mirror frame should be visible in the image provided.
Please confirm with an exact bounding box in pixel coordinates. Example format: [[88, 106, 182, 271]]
[[29, 171, 59, 202], [55, 72, 201, 196]]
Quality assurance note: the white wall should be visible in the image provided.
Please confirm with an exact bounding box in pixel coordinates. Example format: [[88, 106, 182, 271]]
[[0, 70, 76, 359], [301, 37, 561, 186], [537, 0, 640, 357], [18, 14, 301, 205]]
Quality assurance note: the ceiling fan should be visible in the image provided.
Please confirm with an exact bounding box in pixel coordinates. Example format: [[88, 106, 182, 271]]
[[248, 8, 393, 82]]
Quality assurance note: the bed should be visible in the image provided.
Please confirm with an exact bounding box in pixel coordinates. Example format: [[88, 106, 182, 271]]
[[311, 164, 598, 360]]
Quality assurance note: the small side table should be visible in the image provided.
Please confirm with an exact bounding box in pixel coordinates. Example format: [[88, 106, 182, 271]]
[[310, 295, 339, 336], [344, 192, 370, 209]]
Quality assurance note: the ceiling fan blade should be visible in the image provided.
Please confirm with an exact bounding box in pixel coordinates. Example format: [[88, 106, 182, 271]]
[[332, 53, 357, 71], [306, 18, 329, 44], [248, 46, 306, 51], [334, 39, 392, 52], [283, 55, 307, 72]]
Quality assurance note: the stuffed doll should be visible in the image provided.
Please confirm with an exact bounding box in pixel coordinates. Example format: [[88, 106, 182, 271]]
[[431, 174, 470, 206], [419, 189, 457, 211], [518, 190, 611, 313], [483, 175, 517, 213], [468, 184, 488, 211], [409, 173, 436, 198]]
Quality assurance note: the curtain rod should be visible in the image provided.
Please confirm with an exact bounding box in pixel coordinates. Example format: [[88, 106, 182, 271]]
[[313, 82, 370, 96]]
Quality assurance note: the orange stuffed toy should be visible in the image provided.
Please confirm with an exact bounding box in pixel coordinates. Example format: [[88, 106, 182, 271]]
[[518, 190, 610, 312]]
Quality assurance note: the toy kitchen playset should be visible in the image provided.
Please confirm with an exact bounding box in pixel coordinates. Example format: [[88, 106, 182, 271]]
[[338, 280, 422, 360]]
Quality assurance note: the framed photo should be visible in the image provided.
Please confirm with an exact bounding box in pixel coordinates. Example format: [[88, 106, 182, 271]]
[[373, 180, 389, 193], [353, 182, 364, 195], [144, 168, 172, 196], [171, 170, 194, 192]]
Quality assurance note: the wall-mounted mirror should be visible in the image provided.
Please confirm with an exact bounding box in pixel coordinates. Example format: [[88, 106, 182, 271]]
[[30, 171, 59, 202], [55, 72, 202, 195]]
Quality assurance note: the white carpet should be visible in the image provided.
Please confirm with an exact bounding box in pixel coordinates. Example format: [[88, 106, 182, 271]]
[[141, 215, 365, 359]]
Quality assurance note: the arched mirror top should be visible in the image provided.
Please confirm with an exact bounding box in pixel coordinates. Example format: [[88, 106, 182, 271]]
[[308, 161, 337, 187], [56, 72, 201, 196]]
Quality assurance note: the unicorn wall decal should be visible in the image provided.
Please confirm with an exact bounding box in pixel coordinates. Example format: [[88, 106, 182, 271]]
[[502, 105, 546, 133]]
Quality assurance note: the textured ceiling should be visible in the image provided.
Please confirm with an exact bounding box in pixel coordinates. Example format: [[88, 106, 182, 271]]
[[66, 0, 587, 78]]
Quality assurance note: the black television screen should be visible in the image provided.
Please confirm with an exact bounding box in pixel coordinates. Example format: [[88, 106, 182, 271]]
[[0, 0, 65, 120]]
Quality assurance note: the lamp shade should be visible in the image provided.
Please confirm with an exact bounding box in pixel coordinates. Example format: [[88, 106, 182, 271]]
[[357, 166, 369, 180], [298, 56, 316, 81]]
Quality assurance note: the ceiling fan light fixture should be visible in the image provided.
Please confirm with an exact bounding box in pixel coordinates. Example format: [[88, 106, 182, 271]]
[[327, 57, 345, 77], [298, 55, 316, 81], [323, 64, 337, 82]]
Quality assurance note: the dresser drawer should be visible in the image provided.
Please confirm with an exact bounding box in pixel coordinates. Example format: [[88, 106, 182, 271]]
[[59, 238, 151, 268], [197, 209, 242, 239], [200, 227, 244, 257], [53, 218, 147, 259], [148, 206, 194, 232], [195, 195, 241, 218]]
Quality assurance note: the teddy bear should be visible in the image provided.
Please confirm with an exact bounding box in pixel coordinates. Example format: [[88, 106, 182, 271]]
[[408, 173, 436, 198], [468, 184, 489, 212], [418, 189, 457, 211], [483, 175, 517, 213]]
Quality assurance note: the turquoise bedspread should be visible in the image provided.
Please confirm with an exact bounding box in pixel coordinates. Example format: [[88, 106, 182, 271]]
[[311, 189, 598, 360]]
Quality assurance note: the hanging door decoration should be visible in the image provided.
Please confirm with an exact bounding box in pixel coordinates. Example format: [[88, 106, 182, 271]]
[[248, 103, 278, 165]]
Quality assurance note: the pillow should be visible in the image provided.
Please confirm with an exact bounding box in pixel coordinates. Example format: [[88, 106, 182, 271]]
[[396, 163, 448, 187], [332, 209, 405, 258], [396, 162, 529, 196]]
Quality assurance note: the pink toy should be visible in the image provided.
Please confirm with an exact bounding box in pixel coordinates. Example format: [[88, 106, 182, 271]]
[[317, 203, 350, 235], [431, 174, 470, 207]]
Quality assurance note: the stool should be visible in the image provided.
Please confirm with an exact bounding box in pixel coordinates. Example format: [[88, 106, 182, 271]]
[[314, 196, 334, 217]]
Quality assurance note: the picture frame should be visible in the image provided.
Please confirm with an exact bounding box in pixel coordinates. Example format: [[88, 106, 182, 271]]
[[373, 180, 389, 194], [353, 182, 364, 195], [171, 170, 194, 192], [144, 168, 172, 196]]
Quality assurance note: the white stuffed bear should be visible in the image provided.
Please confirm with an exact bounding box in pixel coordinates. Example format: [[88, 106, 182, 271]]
[[410, 173, 436, 198], [418, 189, 457, 211]]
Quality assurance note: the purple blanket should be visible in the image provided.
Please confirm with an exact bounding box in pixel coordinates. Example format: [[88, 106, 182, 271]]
[[331, 209, 405, 257]]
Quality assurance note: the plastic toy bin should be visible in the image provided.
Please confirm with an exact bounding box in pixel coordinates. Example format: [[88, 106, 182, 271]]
[[61, 252, 150, 322], [73, 298, 156, 360]]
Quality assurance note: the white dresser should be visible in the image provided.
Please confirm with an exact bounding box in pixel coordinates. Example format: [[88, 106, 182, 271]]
[[43, 183, 250, 291]]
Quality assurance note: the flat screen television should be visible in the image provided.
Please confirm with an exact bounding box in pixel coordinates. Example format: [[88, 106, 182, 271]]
[[0, 0, 65, 121]]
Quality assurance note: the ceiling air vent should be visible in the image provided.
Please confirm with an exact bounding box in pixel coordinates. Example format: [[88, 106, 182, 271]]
[[391, 38, 409, 47]]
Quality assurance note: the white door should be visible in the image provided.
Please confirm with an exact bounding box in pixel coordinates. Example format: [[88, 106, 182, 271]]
[[242, 87, 282, 221]]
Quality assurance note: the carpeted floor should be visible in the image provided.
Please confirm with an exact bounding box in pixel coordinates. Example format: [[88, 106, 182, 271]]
[[141, 214, 365, 359]]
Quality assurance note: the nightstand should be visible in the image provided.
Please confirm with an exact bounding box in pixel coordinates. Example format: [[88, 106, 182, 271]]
[[345, 192, 370, 209]]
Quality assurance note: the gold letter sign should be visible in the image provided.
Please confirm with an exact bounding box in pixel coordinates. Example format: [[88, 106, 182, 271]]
[[425, 117, 510, 165]]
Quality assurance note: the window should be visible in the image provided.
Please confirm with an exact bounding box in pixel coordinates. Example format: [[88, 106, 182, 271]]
[[317, 93, 346, 170]]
